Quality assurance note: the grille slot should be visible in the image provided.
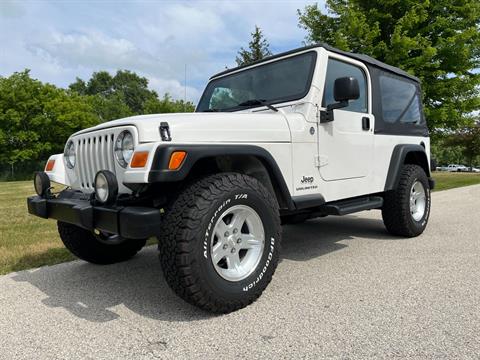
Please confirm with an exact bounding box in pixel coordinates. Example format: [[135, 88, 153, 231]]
[[75, 132, 116, 190]]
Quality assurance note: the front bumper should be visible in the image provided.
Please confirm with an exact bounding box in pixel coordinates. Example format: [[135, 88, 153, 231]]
[[27, 192, 162, 239]]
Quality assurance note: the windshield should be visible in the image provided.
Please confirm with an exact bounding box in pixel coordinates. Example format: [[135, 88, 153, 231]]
[[196, 51, 317, 112]]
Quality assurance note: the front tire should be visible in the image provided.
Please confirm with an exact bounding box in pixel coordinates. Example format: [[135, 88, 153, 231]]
[[158, 173, 281, 313], [57, 222, 146, 264], [382, 165, 431, 237]]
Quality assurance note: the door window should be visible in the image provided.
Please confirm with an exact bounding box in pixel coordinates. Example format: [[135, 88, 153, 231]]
[[322, 58, 367, 113]]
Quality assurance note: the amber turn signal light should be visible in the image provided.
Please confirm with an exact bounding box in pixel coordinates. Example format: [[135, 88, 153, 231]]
[[130, 151, 149, 168], [168, 151, 187, 170], [45, 159, 55, 172]]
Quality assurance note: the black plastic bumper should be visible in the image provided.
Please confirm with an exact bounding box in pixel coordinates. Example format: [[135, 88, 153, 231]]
[[27, 194, 162, 239]]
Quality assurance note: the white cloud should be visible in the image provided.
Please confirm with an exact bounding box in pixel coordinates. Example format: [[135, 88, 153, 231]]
[[149, 76, 202, 104], [0, 0, 321, 104], [28, 30, 162, 74]]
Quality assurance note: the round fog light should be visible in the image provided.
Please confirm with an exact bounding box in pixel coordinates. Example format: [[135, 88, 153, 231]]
[[34, 172, 51, 197], [94, 170, 118, 204]]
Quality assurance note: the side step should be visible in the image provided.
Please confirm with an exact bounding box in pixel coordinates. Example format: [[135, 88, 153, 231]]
[[318, 196, 384, 216]]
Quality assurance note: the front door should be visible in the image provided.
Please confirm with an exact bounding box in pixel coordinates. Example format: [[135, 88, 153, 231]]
[[318, 57, 374, 181]]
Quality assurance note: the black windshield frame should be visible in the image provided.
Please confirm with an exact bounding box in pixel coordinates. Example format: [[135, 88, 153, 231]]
[[196, 51, 317, 112]]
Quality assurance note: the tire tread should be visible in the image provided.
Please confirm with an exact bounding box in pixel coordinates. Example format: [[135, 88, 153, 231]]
[[57, 222, 146, 264], [158, 172, 281, 313], [382, 164, 430, 237]]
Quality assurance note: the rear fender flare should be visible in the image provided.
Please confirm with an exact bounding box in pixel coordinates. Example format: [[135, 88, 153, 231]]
[[384, 144, 432, 191]]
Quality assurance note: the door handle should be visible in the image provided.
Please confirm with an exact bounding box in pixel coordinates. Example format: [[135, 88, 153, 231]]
[[362, 117, 370, 131]]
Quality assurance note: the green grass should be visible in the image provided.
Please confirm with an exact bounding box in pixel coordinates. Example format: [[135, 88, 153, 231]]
[[0, 181, 75, 275], [1, 172, 479, 275], [432, 172, 480, 191]]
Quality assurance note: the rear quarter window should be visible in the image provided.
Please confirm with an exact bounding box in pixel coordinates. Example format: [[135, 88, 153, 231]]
[[379, 76, 422, 124]]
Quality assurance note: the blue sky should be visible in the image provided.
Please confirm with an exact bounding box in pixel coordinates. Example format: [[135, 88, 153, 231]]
[[0, 0, 324, 103]]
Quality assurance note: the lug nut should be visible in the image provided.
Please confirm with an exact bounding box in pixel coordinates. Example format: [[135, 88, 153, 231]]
[[223, 244, 228, 250], [233, 228, 238, 234], [231, 248, 236, 253], [237, 238, 242, 244], [224, 231, 229, 237]]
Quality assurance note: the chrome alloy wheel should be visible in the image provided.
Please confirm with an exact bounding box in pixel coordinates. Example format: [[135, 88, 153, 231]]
[[210, 205, 265, 282], [410, 180, 426, 221]]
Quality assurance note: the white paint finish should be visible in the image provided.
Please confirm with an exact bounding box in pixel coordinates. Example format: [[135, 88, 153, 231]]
[[316, 134, 430, 202], [73, 112, 291, 144], [316, 50, 375, 181], [372, 135, 430, 191], [45, 154, 69, 186], [50, 44, 431, 203], [123, 142, 293, 195], [318, 110, 375, 181], [123, 142, 162, 184], [260, 142, 293, 194], [291, 142, 321, 197]]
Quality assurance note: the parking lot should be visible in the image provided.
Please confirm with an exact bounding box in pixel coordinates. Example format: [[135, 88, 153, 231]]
[[1, 185, 479, 359]]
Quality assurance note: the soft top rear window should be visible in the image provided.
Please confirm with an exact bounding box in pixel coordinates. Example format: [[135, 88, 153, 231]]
[[380, 75, 422, 124], [370, 66, 428, 137], [196, 51, 317, 112]]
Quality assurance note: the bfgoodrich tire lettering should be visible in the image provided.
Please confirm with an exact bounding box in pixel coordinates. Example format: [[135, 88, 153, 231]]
[[158, 173, 281, 313], [382, 164, 431, 237]]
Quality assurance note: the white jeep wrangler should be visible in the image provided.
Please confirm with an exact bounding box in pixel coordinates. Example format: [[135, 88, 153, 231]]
[[28, 44, 434, 313]]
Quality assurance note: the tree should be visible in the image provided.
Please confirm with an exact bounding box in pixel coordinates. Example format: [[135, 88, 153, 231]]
[[69, 70, 158, 117], [298, 0, 480, 134], [144, 93, 195, 114], [236, 26, 272, 66], [0, 70, 98, 173], [446, 122, 480, 167]]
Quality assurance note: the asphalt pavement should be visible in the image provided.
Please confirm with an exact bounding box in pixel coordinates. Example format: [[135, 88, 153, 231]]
[[1, 185, 479, 359]]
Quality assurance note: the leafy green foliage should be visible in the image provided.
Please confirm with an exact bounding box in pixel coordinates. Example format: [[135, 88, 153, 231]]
[[0, 70, 98, 168], [144, 93, 195, 114], [236, 26, 272, 66], [445, 122, 480, 167], [70, 70, 195, 121], [69, 70, 158, 117], [298, 0, 480, 133], [0, 69, 195, 179]]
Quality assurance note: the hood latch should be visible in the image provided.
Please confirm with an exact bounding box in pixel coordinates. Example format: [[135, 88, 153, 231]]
[[159, 122, 172, 141]]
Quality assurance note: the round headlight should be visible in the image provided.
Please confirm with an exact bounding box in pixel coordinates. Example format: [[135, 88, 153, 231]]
[[64, 140, 76, 169], [34, 171, 51, 197], [94, 170, 118, 204], [114, 131, 134, 168]]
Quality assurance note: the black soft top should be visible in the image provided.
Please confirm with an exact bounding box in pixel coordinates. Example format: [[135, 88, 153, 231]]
[[210, 43, 419, 83]]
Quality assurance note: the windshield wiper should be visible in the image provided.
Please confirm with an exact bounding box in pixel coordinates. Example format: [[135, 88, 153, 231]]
[[237, 99, 279, 112], [202, 109, 221, 112]]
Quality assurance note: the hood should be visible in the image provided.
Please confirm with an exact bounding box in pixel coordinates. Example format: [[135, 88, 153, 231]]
[[73, 112, 291, 143]]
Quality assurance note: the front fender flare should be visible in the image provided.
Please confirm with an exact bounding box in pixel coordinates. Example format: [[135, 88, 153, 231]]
[[148, 144, 295, 210]]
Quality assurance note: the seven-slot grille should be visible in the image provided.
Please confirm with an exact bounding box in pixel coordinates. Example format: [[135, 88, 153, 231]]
[[75, 132, 116, 190]]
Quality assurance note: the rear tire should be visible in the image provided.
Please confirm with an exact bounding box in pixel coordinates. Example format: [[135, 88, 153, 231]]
[[57, 221, 146, 264], [158, 173, 281, 313], [382, 165, 431, 237]]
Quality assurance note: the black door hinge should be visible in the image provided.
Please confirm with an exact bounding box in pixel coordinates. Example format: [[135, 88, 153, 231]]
[[320, 110, 334, 123], [362, 117, 370, 130]]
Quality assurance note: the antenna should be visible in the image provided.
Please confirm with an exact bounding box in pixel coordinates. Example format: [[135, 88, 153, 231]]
[[184, 64, 187, 112]]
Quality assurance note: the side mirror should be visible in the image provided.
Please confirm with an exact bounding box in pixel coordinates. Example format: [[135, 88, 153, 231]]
[[320, 76, 360, 123], [334, 76, 359, 103]]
